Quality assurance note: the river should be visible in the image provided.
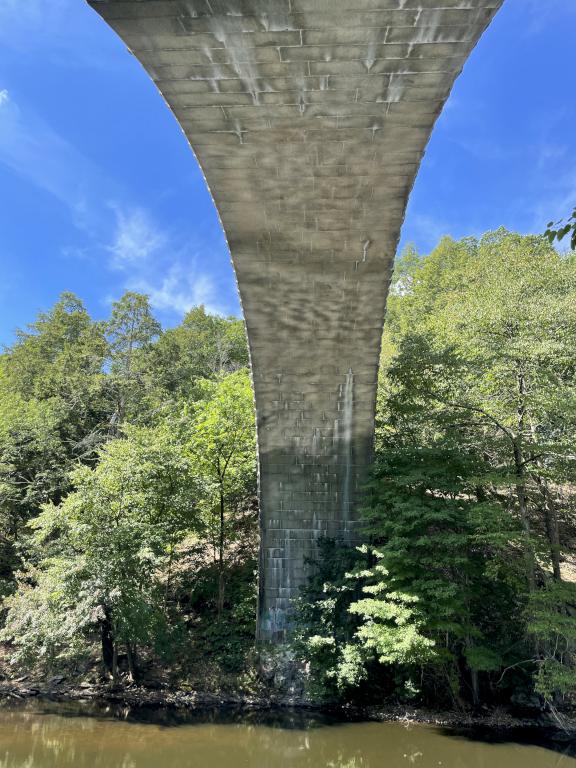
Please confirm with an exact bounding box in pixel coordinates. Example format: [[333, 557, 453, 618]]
[[0, 700, 573, 767]]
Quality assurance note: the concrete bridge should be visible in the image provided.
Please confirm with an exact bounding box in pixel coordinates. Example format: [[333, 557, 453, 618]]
[[88, 0, 503, 643]]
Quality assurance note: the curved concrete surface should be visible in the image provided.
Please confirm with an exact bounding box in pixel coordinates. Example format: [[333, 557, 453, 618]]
[[87, 0, 503, 642]]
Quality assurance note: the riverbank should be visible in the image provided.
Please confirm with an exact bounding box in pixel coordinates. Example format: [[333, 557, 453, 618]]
[[1, 676, 574, 740]]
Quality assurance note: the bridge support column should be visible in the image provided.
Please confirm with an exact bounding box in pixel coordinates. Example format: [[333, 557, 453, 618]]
[[254, 346, 382, 642], [89, 0, 504, 646]]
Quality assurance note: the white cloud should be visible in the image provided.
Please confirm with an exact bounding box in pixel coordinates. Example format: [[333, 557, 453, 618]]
[[0, 89, 106, 229], [0, 76, 237, 322], [129, 264, 222, 316], [106, 204, 229, 317], [0, 90, 232, 319], [108, 206, 168, 269]]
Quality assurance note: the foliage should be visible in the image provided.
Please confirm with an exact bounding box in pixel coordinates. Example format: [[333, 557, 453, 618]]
[[350, 553, 432, 664], [0, 380, 65, 553], [189, 370, 256, 508], [187, 369, 256, 614], [298, 231, 576, 709], [105, 292, 162, 428], [292, 539, 366, 700], [370, 231, 576, 705], [528, 581, 576, 705], [545, 207, 576, 251], [0, 294, 110, 591], [149, 305, 248, 399], [0, 294, 257, 682], [1, 231, 575, 711], [1, 424, 203, 672]]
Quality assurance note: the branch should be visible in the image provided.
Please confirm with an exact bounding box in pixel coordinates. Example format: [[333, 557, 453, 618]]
[[441, 400, 517, 446], [495, 659, 534, 686]]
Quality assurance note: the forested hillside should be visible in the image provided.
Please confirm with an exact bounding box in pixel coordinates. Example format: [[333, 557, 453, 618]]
[[0, 296, 258, 687], [296, 230, 576, 713], [0, 229, 574, 714]]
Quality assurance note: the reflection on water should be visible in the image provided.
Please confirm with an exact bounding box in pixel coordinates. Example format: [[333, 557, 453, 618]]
[[0, 701, 573, 768]]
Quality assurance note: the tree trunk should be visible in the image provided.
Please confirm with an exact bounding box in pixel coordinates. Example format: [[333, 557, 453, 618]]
[[217, 487, 225, 617], [514, 372, 536, 592], [538, 479, 562, 581], [164, 545, 174, 611], [470, 668, 480, 708], [126, 642, 138, 683], [528, 419, 562, 582], [100, 607, 115, 674], [111, 642, 119, 686], [513, 442, 536, 591]]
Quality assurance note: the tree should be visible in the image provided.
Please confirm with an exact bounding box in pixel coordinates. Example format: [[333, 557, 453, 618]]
[[369, 229, 576, 703], [361, 440, 525, 706], [545, 207, 576, 251], [292, 539, 366, 700], [346, 547, 436, 687], [187, 370, 256, 616], [106, 292, 161, 428], [148, 306, 248, 399], [0, 295, 259, 686], [387, 231, 576, 585], [0, 295, 110, 587], [300, 230, 576, 707], [527, 581, 576, 708], [0, 379, 64, 590], [3, 292, 109, 461], [1, 424, 203, 680], [4, 293, 102, 400]]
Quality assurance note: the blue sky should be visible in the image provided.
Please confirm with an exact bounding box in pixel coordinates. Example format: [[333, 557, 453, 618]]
[[0, 0, 575, 346]]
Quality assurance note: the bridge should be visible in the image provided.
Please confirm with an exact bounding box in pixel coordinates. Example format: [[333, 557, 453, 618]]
[[87, 0, 503, 643]]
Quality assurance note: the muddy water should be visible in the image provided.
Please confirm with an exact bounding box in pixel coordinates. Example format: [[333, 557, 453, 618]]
[[0, 701, 573, 768]]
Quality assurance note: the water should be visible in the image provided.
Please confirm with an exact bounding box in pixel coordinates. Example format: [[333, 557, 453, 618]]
[[0, 701, 573, 768]]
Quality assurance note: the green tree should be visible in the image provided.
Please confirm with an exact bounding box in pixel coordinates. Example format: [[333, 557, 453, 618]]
[[387, 231, 576, 586], [4, 293, 103, 399], [106, 292, 161, 428], [149, 306, 248, 399], [303, 230, 576, 707], [0, 380, 64, 589], [292, 539, 366, 700], [527, 581, 576, 707], [0, 295, 109, 586], [188, 370, 256, 616], [2, 424, 203, 680], [0, 295, 259, 687], [369, 229, 576, 704], [545, 207, 576, 251], [3, 292, 109, 459]]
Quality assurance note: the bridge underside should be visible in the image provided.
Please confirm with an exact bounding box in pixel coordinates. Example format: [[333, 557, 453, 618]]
[[89, 0, 503, 642]]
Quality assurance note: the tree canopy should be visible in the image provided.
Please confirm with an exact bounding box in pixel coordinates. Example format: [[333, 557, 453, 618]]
[[297, 230, 576, 710], [1, 231, 575, 714]]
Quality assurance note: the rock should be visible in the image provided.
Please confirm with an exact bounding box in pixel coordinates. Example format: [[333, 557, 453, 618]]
[[49, 676, 66, 686], [510, 691, 543, 712], [19, 688, 40, 697]]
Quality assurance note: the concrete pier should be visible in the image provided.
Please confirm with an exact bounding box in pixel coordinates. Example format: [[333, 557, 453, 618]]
[[88, 0, 503, 642]]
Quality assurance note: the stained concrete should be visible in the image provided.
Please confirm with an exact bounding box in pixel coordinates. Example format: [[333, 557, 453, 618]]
[[87, 0, 503, 643]]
